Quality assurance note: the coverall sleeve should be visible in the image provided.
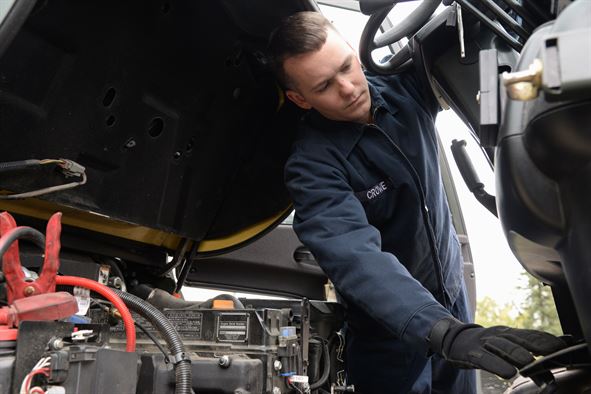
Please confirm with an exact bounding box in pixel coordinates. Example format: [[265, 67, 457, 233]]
[[404, 67, 441, 119], [285, 144, 452, 355]]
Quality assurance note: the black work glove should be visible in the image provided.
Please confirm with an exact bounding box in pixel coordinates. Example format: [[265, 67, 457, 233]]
[[428, 317, 567, 379]]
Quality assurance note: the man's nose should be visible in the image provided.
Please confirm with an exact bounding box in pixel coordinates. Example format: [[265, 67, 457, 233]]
[[337, 77, 355, 97]]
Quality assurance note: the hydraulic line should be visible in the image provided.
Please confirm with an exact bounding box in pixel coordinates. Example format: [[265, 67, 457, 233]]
[[55, 275, 136, 352], [454, 0, 523, 51], [477, 0, 532, 41], [309, 339, 331, 390]]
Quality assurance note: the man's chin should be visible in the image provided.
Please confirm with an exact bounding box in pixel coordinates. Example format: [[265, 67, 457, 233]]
[[345, 110, 370, 124]]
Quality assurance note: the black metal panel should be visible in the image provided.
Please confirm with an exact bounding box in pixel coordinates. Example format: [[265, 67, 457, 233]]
[[138, 353, 264, 394], [60, 346, 139, 394], [0, 0, 304, 241], [0, 344, 15, 394], [187, 225, 327, 300], [11, 321, 75, 394]]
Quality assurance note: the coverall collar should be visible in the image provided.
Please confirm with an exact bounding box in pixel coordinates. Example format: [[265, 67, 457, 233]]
[[303, 80, 399, 157]]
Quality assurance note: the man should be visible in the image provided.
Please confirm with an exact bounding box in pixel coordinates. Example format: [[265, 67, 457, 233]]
[[268, 11, 565, 394]]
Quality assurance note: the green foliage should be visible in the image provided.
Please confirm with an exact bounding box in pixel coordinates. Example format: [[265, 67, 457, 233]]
[[476, 272, 562, 335], [514, 273, 562, 335], [475, 296, 517, 327]]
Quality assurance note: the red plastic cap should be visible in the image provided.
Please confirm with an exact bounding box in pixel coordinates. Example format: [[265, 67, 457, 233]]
[[10, 291, 79, 326]]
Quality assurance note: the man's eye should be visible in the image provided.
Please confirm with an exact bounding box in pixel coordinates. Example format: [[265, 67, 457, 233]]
[[316, 82, 329, 93], [342, 63, 351, 72]]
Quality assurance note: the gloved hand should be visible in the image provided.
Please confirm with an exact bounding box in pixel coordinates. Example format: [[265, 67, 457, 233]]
[[428, 317, 567, 379]]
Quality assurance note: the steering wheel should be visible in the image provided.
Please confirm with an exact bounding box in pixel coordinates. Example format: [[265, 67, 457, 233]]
[[359, 0, 441, 75]]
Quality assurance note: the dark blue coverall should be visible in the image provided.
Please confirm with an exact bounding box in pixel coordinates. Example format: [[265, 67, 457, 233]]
[[284, 70, 476, 393]]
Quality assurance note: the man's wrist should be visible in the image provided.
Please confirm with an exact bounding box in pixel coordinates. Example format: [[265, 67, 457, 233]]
[[426, 316, 458, 357], [427, 317, 483, 358], [402, 303, 452, 356]]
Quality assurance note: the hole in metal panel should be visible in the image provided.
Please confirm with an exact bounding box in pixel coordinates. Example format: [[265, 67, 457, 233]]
[[186, 137, 195, 153], [148, 117, 164, 138], [102, 88, 116, 107], [106, 115, 116, 126]]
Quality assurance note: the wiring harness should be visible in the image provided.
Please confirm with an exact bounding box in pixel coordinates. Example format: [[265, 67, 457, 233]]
[[0, 158, 87, 200]]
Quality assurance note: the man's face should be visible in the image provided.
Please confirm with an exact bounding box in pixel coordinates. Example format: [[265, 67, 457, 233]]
[[283, 28, 371, 124]]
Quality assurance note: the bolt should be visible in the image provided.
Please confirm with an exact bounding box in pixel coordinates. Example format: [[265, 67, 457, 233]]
[[502, 58, 543, 101], [111, 308, 122, 319], [49, 338, 64, 350], [24, 286, 35, 296], [124, 138, 136, 149], [218, 355, 231, 368], [273, 360, 282, 371], [111, 277, 123, 289]]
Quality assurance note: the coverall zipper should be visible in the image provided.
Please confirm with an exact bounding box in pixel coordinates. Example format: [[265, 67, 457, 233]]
[[366, 118, 452, 310]]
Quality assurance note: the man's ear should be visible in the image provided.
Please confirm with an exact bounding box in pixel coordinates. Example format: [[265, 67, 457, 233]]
[[285, 89, 312, 110]]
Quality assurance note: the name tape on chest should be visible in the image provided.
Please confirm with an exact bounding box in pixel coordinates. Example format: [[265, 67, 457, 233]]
[[355, 179, 392, 203]]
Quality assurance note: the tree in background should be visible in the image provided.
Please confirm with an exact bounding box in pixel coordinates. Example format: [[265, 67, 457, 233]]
[[476, 272, 561, 335], [475, 296, 516, 327], [514, 272, 562, 335]]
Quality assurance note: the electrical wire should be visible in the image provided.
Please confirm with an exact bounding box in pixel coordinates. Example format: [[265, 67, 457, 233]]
[[0, 158, 87, 200], [287, 381, 305, 394], [0, 226, 46, 261], [0, 173, 87, 200], [20, 356, 50, 394], [0, 159, 57, 172], [92, 298, 168, 360], [174, 242, 199, 293], [55, 275, 136, 352], [133, 320, 171, 364]]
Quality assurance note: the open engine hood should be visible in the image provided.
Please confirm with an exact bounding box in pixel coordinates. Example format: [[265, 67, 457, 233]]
[[0, 0, 314, 257]]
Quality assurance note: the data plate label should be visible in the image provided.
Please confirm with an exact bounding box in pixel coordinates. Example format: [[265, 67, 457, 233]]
[[216, 313, 249, 342]]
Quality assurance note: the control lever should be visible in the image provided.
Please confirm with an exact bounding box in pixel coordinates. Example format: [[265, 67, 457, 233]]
[[450, 140, 497, 217]]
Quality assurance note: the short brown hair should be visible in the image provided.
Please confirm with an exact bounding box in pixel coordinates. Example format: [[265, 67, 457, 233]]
[[267, 11, 335, 89]]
